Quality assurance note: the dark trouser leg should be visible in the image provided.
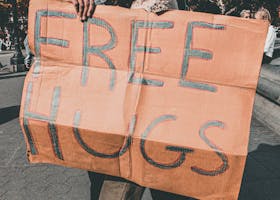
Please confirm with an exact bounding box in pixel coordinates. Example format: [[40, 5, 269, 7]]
[[122, 183, 145, 200], [105, 176, 145, 200], [88, 171, 105, 200], [150, 189, 196, 200]]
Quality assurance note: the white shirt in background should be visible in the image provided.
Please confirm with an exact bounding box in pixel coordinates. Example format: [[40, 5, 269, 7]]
[[264, 25, 277, 58]]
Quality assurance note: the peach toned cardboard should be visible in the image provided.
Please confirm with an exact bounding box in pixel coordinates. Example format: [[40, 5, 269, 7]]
[[19, 0, 268, 199]]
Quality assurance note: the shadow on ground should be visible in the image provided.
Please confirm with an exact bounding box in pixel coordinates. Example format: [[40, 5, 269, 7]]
[[239, 144, 280, 200], [0, 105, 20, 125]]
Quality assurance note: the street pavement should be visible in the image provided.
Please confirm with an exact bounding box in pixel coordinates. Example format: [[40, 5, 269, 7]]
[[0, 51, 280, 200]]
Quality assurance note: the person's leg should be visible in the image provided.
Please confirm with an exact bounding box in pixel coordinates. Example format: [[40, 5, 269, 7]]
[[150, 189, 196, 200], [88, 171, 106, 200], [104, 175, 145, 200], [88, 172, 145, 200], [123, 184, 145, 200]]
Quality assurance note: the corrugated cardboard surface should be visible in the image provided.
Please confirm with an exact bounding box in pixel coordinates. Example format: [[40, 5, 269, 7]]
[[19, 0, 268, 199]]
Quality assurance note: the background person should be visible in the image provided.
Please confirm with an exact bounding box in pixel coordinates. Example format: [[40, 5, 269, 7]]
[[240, 9, 251, 18], [255, 8, 277, 64]]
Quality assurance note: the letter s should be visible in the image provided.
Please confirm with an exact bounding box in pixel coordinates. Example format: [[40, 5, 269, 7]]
[[191, 121, 229, 176]]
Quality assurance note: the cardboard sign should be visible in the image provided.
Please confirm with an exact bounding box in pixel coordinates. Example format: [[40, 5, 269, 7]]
[[19, 0, 268, 199]]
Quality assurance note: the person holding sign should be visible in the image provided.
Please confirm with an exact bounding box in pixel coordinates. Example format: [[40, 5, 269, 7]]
[[21, 0, 268, 199], [70, 1, 183, 200]]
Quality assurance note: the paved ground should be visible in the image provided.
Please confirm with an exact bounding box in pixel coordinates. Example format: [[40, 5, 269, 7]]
[[0, 51, 280, 200], [0, 52, 92, 200]]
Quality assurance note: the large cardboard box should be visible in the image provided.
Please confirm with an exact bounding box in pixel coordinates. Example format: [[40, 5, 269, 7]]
[[20, 0, 267, 199]]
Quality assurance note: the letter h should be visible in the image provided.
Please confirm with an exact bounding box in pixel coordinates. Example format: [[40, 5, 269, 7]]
[[22, 82, 64, 160]]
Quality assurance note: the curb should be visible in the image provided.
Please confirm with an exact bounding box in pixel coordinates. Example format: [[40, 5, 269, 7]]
[[0, 71, 27, 79]]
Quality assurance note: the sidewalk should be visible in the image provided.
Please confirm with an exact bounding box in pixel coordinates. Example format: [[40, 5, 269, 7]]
[[0, 51, 14, 73], [271, 57, 280, 65], [0, 50, 27, 74]]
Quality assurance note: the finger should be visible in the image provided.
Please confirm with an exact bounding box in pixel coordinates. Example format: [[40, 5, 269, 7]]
[[78, 0, 85, 19], [82, 0, 90, 21], [72, 0, 79, 13], [87, 0, 96, 18]]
